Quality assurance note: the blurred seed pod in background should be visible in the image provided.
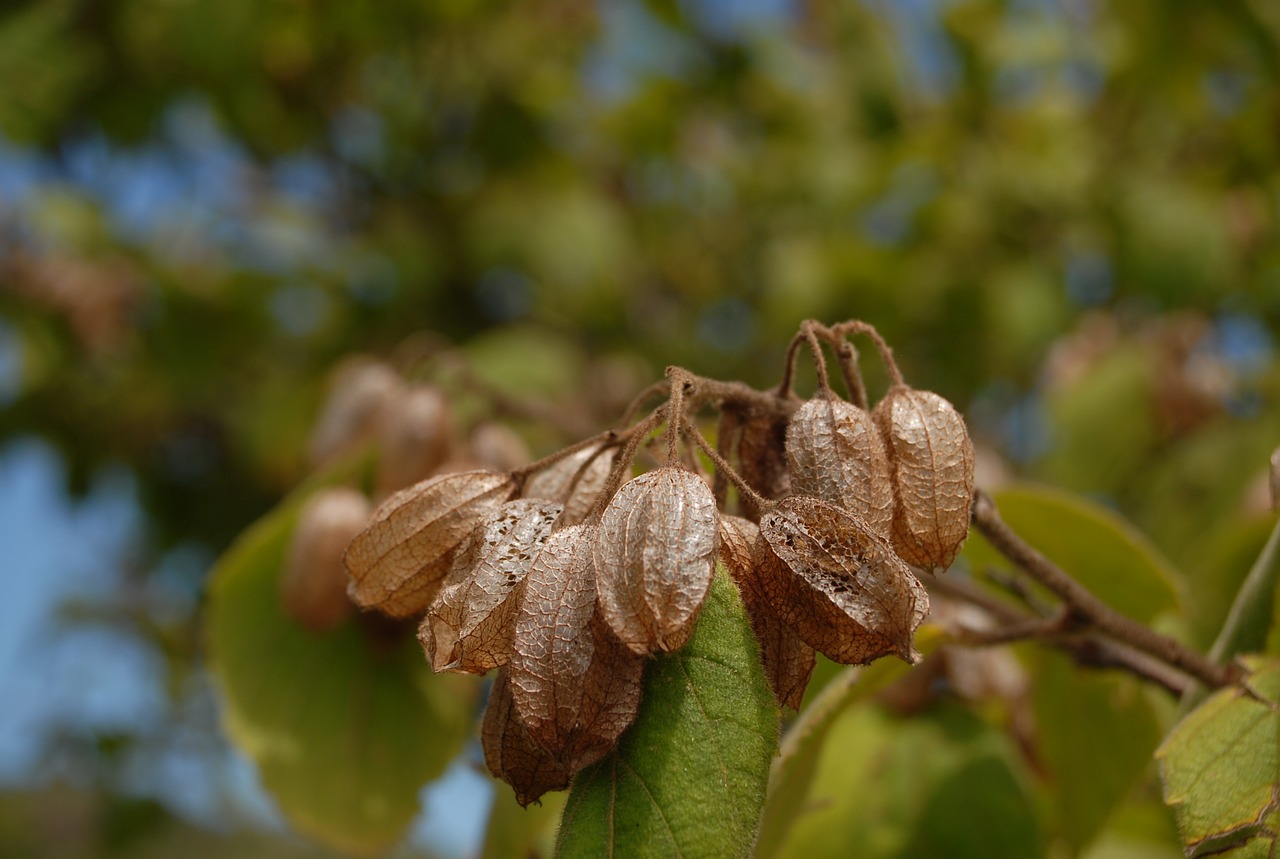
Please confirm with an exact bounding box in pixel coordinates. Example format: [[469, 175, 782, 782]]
[[374, 384, 456, 499], [308, 359, 404, 468], [281, 488, 372, 632]]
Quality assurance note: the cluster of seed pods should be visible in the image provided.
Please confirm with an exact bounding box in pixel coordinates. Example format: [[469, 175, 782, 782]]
[[336, 319, 976, 805]]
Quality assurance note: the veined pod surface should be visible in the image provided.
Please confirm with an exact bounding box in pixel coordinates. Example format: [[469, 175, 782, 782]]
[[345, 470, 515, 618], [785, 395, 893, 538], [594, 466, 720, 655], [719, 514, 815, 710], [736, 411, 792, 508], [523, 443, 617, 527], [281, 488, 371, 632], [757, 495, 928, 665], [482, 669, 571, 808], [421, 499, 562, 674], [874, 387, 975, 572]]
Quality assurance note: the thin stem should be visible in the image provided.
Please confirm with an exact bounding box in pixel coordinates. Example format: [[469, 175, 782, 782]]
[[619, 379, 670, 427], [834, 340, 869, 409], [511, 429, 616, 487], [835, 320, 905, 388], [971, 490, 1236, 689], [802, 320, 833, 394], [712, 408, 742, 509], [665, 366, 688, 465], [776, 331, 807, 398], [582, 408, 666, 523], [681, 415, 770, 513]]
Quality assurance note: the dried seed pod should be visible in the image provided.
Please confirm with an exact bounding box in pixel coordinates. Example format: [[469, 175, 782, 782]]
[[736, 411, 791, 511], [308, 360, 404, 467], [482, 669, 572, 807], [757, 495, 929, 665], [719, 515, 815, 710], [873, 387, 976, 572], [281, 488, 372, 632], [564, 614, 646, 771], [594, 466, 720, 655], [374, 384, 455, 498], [523, 443, 617, 527], [785, 395, 893, 538], [345, 470, 515, 618], [470, 422, 533, 472], [421, 499, 562, 674], [508, 524, 613, 763]]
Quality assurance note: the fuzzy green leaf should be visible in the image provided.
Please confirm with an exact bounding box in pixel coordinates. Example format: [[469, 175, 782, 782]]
[[1157, 656, 1280, 858], [207, 481, 475, 856], [554, 569, 779, 859], [963, 484, 1180, 623]]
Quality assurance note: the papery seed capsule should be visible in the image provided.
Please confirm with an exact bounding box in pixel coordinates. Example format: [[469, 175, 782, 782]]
[[421, 498, 562, 674], [482, 669, 571, 807], [563, 614, 645, 772], [757, 495, 929, 665], [523, 443, 617, 527], [873, 387, 976, 572], [719, 515, 815, 710], [736, 412, 791, 513], [308, 360, 403, 467], [508, 524, 601, 760], [470, 422, 533, 473], [345, 470, 515, 618], [594, 466, 719, 655], [281, 488, 372, 632], [374, 384, 456, 499], [785, 395, 893, 538]]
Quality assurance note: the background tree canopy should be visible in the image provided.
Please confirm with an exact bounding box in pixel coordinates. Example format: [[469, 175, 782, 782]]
[[0, 1, 1277, 857]]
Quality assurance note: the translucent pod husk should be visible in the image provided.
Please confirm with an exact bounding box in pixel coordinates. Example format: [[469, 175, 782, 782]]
[[373, 383, 455, 498], [785, 395, 894, 539], [756, 495, 929, 665], [523, 442, 617, 527], [281, 488, 372, 632], [482, 669, 572, 807], [873, 387, 976, 572], [344, 470, 515, 618], [735, 411, 791, 514], [719, 514, 815, 710], [594, 466, 720, 655], [420, 498, 562, 674]]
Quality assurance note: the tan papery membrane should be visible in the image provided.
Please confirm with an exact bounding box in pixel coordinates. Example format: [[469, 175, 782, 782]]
[[282, 488, 372, 632], [482, 669, 571, 807]]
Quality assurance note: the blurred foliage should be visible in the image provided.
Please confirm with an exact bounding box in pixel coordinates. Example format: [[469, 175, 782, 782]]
[[1, 0, 1279, 856]]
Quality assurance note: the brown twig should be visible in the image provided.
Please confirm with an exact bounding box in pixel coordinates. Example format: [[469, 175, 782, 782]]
[[970, 490, 1237, 689]]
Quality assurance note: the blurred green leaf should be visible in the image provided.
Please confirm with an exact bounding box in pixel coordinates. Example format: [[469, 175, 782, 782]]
[[755, 626, 943, 859], [206, 467, 476, 855], [1032, 650, 1162, 855], [554, 570, 779, 859], [768, 703, 1042, 859], [964, 484, 1181, 623], [1157, 655, 1280, 858], [481, 783, 564, 859]]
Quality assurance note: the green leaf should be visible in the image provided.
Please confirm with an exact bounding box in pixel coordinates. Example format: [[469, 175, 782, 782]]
[[754, 626, 943, 859], [963, 484, 1180, 623], [1157, 655, 1280, 857], [767, 703, 1042, 859], [1032, 650, 1162, 855], [206, 479, 476, 856], [554, 569, 779, 859]]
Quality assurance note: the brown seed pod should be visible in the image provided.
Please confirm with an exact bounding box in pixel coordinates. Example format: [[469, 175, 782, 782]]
[[482, 669, 572, 807], [785, 395, 893, 538], [281, 488, 372, 632], [594, 466, 720, 655], [757, 495, 929, 665], [470, 422, 533, 473], [420, 499, 562, 674], [736, 411, 791, 512], [507, 523, 601, 761], [345, 470, 515, 618], [374, 384, 456, 499], [873, 387, 976, 572], [523, 443, 617, 527], [563, 614, 646, 772], [308, 360, 403, 467], [719, 514, 815, 710]]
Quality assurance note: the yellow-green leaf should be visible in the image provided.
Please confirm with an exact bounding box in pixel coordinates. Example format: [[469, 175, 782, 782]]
[[1157, 656, 1280, 858], [554, 569, 779, 859], [207, 482, 476, 855], [964, 484, 1180, 623]]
